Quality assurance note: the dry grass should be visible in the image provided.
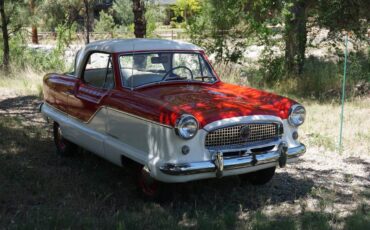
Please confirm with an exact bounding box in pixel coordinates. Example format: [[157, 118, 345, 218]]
[[301, 97, 370, 155], [0, 72, 369, 229], [0, 67, 45, 97]]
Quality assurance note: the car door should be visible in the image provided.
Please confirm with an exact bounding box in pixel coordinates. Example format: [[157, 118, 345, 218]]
[[66, 52, 115, 156]]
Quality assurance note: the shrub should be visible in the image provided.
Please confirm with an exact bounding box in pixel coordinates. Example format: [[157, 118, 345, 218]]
[[94, 11, 116, 37], [252, 48, 369, 99]]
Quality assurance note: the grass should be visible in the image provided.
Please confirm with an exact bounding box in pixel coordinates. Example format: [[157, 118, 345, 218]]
[[0, 68, 369, 229], [0, 67, 45, 97], [300, 97, 370, 155], [217, 48, 369, 101]]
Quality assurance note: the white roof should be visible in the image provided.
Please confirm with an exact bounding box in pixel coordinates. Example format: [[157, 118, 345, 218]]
[[74, 39, 203, 78], [83, 39, 202, 53]]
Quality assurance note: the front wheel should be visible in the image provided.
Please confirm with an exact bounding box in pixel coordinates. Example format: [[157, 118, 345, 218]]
[[239, 167, 276, 185], [53, 122, 77, 156], [137, 166, 170, 201]]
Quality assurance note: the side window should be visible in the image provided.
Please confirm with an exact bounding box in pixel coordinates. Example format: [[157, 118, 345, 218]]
[[83, 52, 114, 89], [199, 57, 214, 82]]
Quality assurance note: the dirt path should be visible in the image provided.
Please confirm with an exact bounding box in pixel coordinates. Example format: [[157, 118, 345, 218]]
[[0, 90, 369, 229]]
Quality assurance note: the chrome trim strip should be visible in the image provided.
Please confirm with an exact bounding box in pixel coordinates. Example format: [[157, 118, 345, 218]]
[[159, 144, 306, 175], [204, 120, 282, 132]]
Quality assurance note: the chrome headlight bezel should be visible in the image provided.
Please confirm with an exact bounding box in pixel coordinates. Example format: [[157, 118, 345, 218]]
[[288, 104, 306, 127], [175, 114, 199, 140]]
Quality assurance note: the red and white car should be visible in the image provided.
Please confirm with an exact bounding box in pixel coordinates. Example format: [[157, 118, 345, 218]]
[[41, 39, 306, 199]]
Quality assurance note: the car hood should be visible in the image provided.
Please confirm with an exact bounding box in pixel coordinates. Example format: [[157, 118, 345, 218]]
[[137, 82, 297, 127]]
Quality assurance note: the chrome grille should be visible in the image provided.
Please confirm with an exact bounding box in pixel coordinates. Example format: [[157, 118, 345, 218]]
[[205, 123, 281, 148]]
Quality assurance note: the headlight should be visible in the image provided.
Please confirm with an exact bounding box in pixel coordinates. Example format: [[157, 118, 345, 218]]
[[175, 114, 198, 139], [288, 104, 306, 127]]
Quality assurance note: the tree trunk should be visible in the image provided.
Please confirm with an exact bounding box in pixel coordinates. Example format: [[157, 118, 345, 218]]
[[31, 26, 38, 44], [29, 0, 38, 44], [132, 0, 146, 38], [284, 0, 308, 76], [0, 0, 10, 73], [83, 0, 90, 44]]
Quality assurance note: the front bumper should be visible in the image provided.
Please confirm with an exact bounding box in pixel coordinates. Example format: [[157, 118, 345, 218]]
[[159, 143, 305, 176]]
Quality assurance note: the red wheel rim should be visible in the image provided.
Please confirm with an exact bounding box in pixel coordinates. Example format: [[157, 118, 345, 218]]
[[138, 169, 158, 197]]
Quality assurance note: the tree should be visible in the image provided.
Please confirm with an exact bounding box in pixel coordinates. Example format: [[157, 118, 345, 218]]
[[0, 0, 27, 73], [283, 0, 370, 76], [83, 0, 91, 43], [187, 0, 369, 77], [39, 0, 81, 31], [29, 0, 38, 44], [145, 1, 164, 37], [0, 0, 10, 72], [39, 0, 97, 44], [284, 0, 310, 75], [113, 0, 134, 26], [173, 0, 201, 22], [187, 0, 251, 62], [132, 0, 146, 38], [94, 11, 115, 37]]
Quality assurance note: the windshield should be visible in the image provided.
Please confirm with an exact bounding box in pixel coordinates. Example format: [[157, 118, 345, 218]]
[[119, 52, 217, 88]]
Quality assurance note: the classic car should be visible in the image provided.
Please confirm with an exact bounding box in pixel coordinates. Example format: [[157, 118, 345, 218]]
[[40, 39, 306, 199]]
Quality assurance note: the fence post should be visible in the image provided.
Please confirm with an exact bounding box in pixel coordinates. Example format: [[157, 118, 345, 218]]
[[338, 32, 349, 152]]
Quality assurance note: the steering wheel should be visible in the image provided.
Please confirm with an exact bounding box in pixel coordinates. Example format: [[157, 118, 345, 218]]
[[161, 66, 194, 82]]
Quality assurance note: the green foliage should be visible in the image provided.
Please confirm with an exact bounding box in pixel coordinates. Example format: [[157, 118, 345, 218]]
[[112, 0, 134, 26], [38, 0, 82, 30], [344, 204, 370, 230], [10, 45, 66, 73], [187, 0, 247, 62], [55, 22, 77, 52], [145, 1, 165, 37], [5, 22, 74, 73], [172, 0, 201, 22], [1, 0, 29, 33], [112, 0, 163, 38], [251, 50, 370, 99], [94, 11, 116, 35], [317, 0, 370, 37]]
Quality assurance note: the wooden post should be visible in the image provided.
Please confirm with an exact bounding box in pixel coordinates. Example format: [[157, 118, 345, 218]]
[[29, 0, 38, 44]]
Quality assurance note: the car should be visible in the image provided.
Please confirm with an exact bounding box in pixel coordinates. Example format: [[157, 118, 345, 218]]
[[40, 39, 306, 199]]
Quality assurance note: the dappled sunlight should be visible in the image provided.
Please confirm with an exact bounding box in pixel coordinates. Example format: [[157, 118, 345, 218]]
[[0, 92, 369, 228], [143, 82, 295, 128]]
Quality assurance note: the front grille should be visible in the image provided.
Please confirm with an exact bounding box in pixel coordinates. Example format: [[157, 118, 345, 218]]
[[205, 123, 281, 148]]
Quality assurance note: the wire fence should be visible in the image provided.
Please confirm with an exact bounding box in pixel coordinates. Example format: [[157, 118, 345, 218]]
[[37, 29, 189, 43]]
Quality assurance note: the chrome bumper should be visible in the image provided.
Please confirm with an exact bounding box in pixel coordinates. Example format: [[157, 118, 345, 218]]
[[159, 143, 306, 176]]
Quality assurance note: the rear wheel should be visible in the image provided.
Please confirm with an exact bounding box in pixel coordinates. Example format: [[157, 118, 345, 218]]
[[53, 122, 77, 156], [239, 167, 276, 185]]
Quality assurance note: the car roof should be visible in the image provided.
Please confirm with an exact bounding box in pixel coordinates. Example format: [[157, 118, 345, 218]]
[[83, 38, 203, 53], [74, 39, 204, 78]]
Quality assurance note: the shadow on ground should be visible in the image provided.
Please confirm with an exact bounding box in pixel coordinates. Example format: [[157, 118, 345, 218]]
[[0, 94, 368, 229]]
